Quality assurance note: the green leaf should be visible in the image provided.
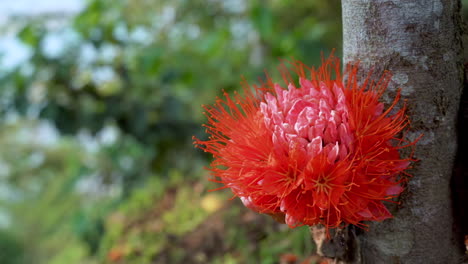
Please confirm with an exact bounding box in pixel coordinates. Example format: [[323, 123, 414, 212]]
[[18, 25, 43, 46], [251, 4, 273, 40]]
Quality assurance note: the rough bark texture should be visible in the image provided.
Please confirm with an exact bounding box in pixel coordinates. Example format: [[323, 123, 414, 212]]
[[341, 0, 464, 263]]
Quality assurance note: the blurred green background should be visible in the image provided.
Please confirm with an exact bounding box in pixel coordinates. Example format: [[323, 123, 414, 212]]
[[0, 0, 344, 263]]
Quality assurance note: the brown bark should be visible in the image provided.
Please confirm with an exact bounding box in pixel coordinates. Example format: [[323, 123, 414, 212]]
[[339, 0, 465, 263]]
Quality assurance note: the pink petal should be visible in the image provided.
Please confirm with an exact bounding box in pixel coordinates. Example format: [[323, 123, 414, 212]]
[[327, 143, 340, 164], [307, 136, 323, 157]]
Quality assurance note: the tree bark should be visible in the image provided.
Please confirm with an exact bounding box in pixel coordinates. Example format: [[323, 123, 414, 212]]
[[340, 0, 464, 263]]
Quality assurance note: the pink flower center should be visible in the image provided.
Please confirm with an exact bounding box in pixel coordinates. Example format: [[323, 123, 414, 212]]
[[260, 78, 353, 163]]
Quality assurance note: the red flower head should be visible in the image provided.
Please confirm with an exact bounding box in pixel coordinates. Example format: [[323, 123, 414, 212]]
[[193, 55, 417, 231]]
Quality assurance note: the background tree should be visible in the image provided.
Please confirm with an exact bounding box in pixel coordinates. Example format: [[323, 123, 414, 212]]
[[0, 1, 342, 263]]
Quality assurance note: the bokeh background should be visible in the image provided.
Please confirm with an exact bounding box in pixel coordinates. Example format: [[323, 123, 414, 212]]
[[0, 0, 420, 263]]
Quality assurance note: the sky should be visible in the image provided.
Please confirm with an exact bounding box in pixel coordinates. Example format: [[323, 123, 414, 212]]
[[0, 0, 84, 69], [0, 0, 83, 20]]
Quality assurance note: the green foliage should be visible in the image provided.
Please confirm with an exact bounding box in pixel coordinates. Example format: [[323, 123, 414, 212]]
[[0, 229, 25, 264], [0, 0, 341, 263]]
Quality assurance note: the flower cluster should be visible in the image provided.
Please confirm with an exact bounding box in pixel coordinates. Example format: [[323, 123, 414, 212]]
[[194, 55, 416, 230]]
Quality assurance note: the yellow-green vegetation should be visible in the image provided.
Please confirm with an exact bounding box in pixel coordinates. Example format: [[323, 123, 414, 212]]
[[96, 172, 315, 264]]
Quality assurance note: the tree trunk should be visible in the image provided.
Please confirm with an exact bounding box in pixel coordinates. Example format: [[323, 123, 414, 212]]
[[339, 0, 464, 263]]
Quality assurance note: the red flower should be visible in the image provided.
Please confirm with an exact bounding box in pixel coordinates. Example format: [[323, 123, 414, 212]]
[[193, 55, 417, 230]]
